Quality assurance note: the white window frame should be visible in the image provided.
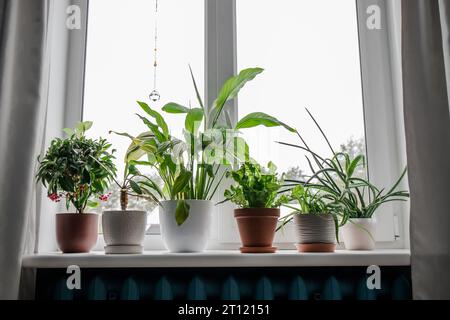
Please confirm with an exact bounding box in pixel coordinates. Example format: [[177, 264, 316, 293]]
[[42, 0, 408, 252]]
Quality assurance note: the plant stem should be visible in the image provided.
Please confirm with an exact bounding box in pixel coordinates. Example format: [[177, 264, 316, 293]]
[[120, 188, 128, 211]]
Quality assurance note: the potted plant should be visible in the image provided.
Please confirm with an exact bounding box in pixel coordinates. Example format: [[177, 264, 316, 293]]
[[121, 67, 294, 252], [36, 121, 116, 253], [278, 185, 338, 253], [278, 109, 409, 251], [223, 161, 285, 253], [332, 156, 409, 250], [100, 159, 161, 254]]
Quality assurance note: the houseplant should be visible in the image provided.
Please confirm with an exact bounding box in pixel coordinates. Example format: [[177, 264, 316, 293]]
[[100, 158, 161, 254], [223, 161, 286, 253], [278, 185, 338, 252], [320, 154, 409, 250], [278, 109, 409, 250], [36, 121, 116, 253], [122, 67, 294, 252]]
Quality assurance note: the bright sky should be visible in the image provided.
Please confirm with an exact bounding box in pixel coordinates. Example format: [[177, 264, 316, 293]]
[[84, 0, 365, 177]]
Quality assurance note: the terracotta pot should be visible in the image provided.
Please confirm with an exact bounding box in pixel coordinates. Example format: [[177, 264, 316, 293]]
[[234, 208, 280, 253], [294, 214, 336, 253], [56, 213, 98, 253]]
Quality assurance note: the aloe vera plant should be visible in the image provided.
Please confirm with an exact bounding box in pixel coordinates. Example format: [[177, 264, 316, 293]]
[[118, 67, 294, 225]]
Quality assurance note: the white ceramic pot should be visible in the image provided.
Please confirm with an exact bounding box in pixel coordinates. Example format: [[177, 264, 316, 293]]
[[341, 218, 377, 250], [102, 210, 148, 254], [159, 200, 212, 253]]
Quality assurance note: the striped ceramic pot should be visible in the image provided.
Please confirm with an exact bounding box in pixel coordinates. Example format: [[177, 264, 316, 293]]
[[294, 214, 336, 253]]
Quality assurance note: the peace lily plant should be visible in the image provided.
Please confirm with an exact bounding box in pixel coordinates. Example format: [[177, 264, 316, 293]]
[[117, 67, 294, 252]]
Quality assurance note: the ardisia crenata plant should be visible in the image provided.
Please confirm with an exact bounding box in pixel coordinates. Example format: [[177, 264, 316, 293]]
[[277, 109, 410, 227], [36, 121, 117, 213], [119, 67, 295, 225], [223, 161, 287, 208]]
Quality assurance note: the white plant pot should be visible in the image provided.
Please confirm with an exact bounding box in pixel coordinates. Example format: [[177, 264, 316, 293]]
[[102, 210, 148, 254], [341, 218, 377, 250], [159, 200, 213, 253]]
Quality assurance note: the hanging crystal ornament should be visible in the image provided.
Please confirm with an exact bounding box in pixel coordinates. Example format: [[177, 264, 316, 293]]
[[149, 0, 160, 102]]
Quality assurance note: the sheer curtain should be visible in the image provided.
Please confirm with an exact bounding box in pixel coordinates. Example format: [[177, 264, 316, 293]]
[[0, 0, 50, 300], [0, 0, 88, 299], [402, 0, 450, 299]]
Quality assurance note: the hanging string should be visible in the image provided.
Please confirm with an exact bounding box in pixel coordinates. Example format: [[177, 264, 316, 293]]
[[149, 0, 160, 102]]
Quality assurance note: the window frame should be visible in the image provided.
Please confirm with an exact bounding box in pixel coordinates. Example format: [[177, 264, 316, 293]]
[[60, 0, 407, 252]]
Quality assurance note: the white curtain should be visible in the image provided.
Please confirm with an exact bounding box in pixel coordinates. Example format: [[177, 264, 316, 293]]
[[0, 0, 89, 299], [402, 0, 450, 299], [0, 0, 50, 300]]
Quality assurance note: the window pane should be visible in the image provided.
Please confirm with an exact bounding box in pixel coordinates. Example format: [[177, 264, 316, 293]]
[[237, 0, 366, 217], [83, 0, 204, 223]]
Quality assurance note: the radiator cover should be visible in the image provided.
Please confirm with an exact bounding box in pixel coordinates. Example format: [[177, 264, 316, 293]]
[[35, 266, 411, 300]]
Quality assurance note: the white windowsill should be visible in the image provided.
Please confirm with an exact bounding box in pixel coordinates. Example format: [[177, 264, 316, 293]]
[[22, 249, 410, 269]]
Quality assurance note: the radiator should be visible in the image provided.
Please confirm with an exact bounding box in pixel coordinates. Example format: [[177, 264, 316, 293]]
[[35, 266, 411, 300]]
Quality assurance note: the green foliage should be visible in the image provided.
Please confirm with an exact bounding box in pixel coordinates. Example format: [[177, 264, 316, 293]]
[[119, 68, 290, 225], [278, 109, 410, 224], [283, 185, 331, 214], [36, 121, 116, 213], [236, 112, 296, 132], [276, 185, 340, 241], [175, 200, 190, 226], [224, 162, 285, 208]]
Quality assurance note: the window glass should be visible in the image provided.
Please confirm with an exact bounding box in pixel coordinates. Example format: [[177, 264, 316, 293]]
[[237, 0, 366, 217], [83, 0, 204, 224]]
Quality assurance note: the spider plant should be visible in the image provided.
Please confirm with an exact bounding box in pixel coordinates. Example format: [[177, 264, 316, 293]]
[[277, 109, 409, 227], [120, 67, 295, 225]]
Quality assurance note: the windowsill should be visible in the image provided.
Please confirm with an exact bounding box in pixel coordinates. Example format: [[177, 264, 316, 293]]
[[22, 249, 410, 269]]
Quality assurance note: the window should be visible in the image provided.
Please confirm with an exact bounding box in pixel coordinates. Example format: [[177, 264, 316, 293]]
[[236, 0, 366, 220], [79, 0, 406, 248], [83, 0, 204, 225]]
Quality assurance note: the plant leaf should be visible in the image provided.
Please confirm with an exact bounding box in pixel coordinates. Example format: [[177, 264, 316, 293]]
[[210, 68, 264, 127], [63, 128, 74, 136], [171, 170, 192, 198], [189, 65, 204, 110], [185, 108, 204, 134], [137, 101, 169, 137], [236, 112, 296, 132], [76, 121, 93, 133], [87, 200, 99, 208], [175, 200, 190, 226], [130, 180, 143, 195], [162, 102, 189, 114]]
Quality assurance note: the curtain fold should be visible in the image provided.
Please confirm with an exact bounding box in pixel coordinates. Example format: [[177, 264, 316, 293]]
[[0, 0, 49, 299], [402, 0, 450, 299]]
